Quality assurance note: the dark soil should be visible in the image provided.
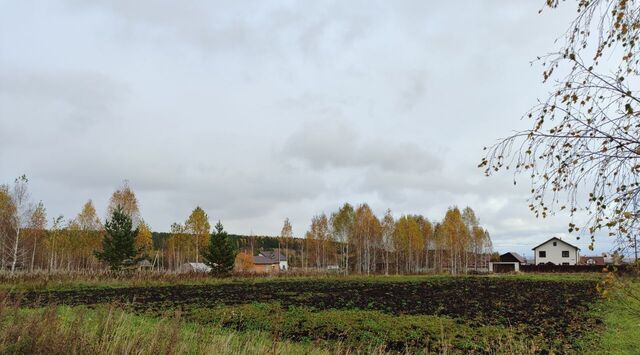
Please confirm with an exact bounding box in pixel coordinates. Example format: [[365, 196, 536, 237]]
[[17, 278, 600, 345]]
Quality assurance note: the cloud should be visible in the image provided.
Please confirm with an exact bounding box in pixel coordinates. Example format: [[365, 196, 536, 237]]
[[0, 69, 128, 133], [285, 119, 443, 174]]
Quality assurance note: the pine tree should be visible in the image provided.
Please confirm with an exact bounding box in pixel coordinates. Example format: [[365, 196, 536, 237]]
[[95, 205, 137, 270], [202, 221, 237, 275]]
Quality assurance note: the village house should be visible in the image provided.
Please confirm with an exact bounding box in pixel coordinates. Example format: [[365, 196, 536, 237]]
[[488, 252, 526, 272], [532, 237, 580, 265], [249, 250, 288, 273]]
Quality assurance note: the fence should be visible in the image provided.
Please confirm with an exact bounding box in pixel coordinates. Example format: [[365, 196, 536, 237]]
[[520, 264, 632, 273]]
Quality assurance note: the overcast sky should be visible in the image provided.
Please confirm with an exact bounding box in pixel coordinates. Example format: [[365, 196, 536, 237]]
[[0, 1, 615, 257]]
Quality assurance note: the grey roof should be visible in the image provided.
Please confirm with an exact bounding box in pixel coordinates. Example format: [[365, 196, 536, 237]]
[[532, 237, 580, 251], [137, 260, 153, 267], [258, 250, 286, 261]]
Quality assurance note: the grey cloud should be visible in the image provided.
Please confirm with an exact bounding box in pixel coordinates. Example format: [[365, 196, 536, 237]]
[[0, 70, 128, 128], [285, 119, 443, 174]]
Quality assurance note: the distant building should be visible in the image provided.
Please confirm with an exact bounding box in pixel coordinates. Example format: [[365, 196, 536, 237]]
[[579, 256, 605, 266], [326, 265, 340, 271], [532, 237, 580, 265], [137, 259, 153, 270], [489, 252, 525, 273], [499, 252, 526, 265], [250, 250, 288, 272]]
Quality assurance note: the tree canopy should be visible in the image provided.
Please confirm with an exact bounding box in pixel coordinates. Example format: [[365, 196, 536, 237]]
[[202, 221, 237, 275], [95, 205, 137, 270]]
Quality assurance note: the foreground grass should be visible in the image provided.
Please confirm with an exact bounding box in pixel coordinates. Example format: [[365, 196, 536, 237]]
[[0, 305, 338, 355], [580, 279, 640, 354], [0, 304, 541, 354]]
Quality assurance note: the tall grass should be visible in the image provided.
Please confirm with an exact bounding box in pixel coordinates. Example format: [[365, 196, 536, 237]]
[[0, 302, 338, 354], [0, 305, 540, 355]]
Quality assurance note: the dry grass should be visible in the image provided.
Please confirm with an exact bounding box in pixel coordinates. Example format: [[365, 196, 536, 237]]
[[0, 299, 337, 354]]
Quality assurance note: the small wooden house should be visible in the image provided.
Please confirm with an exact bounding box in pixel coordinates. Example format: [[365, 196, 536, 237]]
[[499, 252, 526, 264]]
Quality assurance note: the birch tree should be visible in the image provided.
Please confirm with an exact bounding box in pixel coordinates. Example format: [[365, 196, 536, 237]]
[[1, 176, 35, 273], [136, 219, 153, 259], [107, 181, 140, 227], [185, 207, 210, 263], [331, 203, 354, 275], [381, 209, 395, 275], [280, 218, 293, 265], [26, 202, 46, 271]]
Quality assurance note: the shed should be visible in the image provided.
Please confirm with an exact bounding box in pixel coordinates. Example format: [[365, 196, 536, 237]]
[[499, 252, 526, 264], [137, 259, 153, 270]]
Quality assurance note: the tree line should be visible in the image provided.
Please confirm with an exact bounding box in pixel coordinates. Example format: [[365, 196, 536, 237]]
[[0, 176, 491, 274], [293, 203, 492, 275]]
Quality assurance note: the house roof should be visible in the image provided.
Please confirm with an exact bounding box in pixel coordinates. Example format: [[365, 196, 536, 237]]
[[259, 250, 286, 261], [532, 237, 580, 251], [137, 260, 153, 267], [500, 252, 526, 264]]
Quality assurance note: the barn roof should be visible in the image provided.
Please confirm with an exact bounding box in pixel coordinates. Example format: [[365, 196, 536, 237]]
[[532, 237, 580, 251], [500, 252, 526, 264]]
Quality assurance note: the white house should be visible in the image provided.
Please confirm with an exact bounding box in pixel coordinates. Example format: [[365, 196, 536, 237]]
[[532, 237, 580, 265]]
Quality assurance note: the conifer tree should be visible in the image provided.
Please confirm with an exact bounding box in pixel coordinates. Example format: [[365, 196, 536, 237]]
[[202, 221, 236, 275], [95, 205, 137, 270]]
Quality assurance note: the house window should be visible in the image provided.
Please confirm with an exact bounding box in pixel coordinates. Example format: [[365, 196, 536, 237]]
[[553, 242, 557, 246], [562, 262, 570, 265], [562, 251, 570, 258], [539, 251, 546, 258]]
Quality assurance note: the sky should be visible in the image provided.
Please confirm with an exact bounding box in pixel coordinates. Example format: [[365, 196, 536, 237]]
[[0, 1, 617, 258]]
